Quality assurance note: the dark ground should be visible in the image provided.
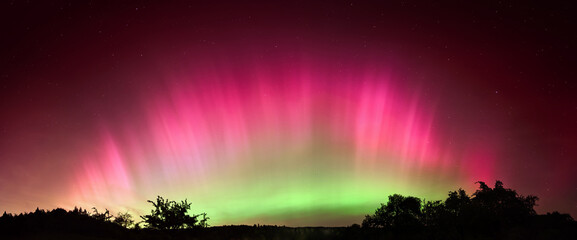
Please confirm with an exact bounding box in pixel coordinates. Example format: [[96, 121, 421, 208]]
[[4, 224, 577, 240]]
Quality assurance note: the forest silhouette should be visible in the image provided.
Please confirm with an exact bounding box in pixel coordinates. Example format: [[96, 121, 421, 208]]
[[1, 181, 575, 239]]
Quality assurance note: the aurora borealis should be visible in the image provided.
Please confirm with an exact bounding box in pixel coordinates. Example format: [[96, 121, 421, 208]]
[[1, 1, 576, 226]]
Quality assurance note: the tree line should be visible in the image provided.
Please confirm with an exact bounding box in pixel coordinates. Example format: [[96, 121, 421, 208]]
[[0, 195, 209, 236], [0, 181, 575, 239]]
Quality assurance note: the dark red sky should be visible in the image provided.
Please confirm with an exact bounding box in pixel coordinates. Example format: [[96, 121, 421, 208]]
[[1, 1, 576, 225]]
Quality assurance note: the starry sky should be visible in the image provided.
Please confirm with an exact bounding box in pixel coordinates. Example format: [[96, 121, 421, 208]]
[[1, 1, 576, 226]]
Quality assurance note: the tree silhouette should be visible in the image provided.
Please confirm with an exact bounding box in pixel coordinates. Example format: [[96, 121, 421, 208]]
[[198, 212, 210, 228], [113, 212, 134, 228], [422, 200, 448, 227], [471, 180, 539, 227], [360, 180, 564, 239], [91, 207, 112, 222], [445, 188, 471, 216], [362, 194, 422, 228], [140, 195, 208, 230]]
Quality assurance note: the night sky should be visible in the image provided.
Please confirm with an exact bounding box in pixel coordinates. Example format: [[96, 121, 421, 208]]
[[1, 1, 576, 226]]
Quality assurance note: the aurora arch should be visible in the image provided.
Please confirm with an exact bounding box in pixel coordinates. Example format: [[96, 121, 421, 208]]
[[67, 53, 496, 226]]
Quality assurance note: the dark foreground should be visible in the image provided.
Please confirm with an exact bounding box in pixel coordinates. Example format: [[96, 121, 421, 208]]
[[4, 182, 576, 239], [3, 223, 577, 240]]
